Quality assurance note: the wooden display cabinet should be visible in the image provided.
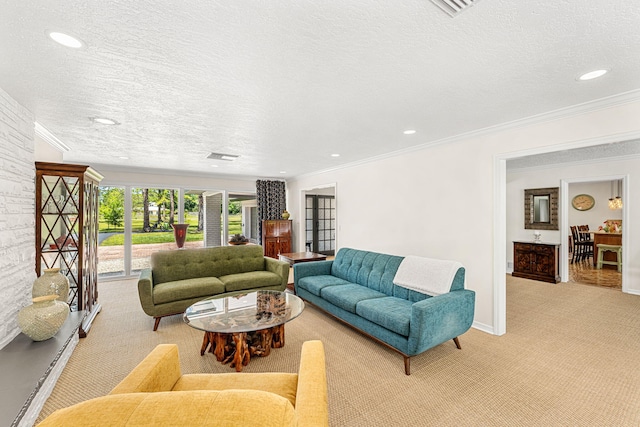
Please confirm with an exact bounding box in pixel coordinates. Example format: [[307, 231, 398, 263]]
[[35, 162, 103, 337], [262, 220, 292, 258], [512, 241, 560, 284]]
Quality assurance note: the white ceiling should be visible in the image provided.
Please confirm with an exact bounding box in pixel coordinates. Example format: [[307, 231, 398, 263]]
[[1, 1, 639, 179]]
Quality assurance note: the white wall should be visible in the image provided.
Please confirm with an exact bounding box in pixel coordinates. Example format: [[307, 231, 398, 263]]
[[288, 98, 640, 334], [34, 134, 64, 162], [568, 181, 622, 230], [0, 88, 36, 349]]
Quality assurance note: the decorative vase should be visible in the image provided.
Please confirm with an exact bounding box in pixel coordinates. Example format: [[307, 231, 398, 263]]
[[17, 295, 69, 341], [172, 223, 189, 249], [32, 268, 70, 303], [281, 210, 290, 220]]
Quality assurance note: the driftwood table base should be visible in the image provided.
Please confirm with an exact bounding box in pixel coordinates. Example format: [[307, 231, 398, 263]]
[[200, 325, 286, 372]]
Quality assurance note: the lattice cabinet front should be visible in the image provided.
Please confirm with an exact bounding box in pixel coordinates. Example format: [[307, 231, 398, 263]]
[[35, 162, 103, 337]]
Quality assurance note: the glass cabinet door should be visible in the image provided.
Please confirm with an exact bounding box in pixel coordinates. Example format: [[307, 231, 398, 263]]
[[38, 174, 82, 308]]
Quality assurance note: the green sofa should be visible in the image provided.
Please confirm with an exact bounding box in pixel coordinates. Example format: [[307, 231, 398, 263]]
[[137, 245, 289, 330]]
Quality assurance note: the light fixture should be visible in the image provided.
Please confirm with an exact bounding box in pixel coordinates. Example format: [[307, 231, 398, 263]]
[[46, 30, 85, 49], [92, 117, 119, 125], [577, 69, 608, 81], [403, 130, 416, 135], [331, 153, 340, 157], [608, 180, 622, 210], [118, 156, 129, 160], [279, 171, 287, 174], [614, 180, 623, 209]]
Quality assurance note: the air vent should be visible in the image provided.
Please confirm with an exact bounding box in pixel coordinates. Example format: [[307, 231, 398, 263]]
[[206, 152, 239, 161], [430, 0, 479, 17]]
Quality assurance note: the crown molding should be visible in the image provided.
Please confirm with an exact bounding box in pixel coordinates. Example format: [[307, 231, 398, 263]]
[[292, 89, 640, 180], [34, 122, 70, 152]]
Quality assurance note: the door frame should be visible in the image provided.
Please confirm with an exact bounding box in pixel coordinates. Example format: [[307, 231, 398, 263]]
[[493, 131, 639, 336], [298, 183, 337, 254]]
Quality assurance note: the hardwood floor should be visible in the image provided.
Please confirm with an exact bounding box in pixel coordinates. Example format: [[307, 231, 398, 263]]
[[568, 255, 622, 289]]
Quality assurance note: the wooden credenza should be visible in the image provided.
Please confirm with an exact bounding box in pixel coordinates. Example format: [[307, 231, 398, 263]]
[[512, 241, 560, 283], [262, 220, 292, 258]]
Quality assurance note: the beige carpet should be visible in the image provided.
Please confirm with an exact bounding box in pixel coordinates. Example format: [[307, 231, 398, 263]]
[[37, 276, 640, 426]]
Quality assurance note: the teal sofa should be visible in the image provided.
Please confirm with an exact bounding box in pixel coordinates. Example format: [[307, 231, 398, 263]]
[[294, 247, 475, 374], [137, 245, 289, 330]]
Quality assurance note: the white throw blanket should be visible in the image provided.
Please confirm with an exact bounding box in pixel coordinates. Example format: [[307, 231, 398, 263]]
[[393, 256, 463, 297]]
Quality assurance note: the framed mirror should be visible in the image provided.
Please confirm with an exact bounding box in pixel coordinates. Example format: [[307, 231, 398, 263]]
[[524, 187, 558, 230]]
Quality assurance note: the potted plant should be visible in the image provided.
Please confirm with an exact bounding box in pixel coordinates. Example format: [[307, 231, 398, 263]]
[[228, 234, 249, 245]]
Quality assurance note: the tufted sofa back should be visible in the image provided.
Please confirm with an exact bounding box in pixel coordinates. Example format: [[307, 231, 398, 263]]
[[331, 248, 404, 297], [331, 247, 466, 302], [151, 245, 265, 285]]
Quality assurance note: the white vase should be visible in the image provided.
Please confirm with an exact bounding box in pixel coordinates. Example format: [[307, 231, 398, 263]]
[[18, 295, 69, 341], [32, 268, 70, 303]]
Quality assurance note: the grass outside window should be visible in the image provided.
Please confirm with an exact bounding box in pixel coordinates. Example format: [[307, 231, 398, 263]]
[[99, 214, 242, 246]]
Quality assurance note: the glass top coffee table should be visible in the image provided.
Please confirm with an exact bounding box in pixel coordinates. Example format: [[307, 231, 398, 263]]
[[184, 290, 305, 372]]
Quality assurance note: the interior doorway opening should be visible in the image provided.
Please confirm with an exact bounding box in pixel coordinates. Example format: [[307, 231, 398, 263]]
[[301, 185, 336, 256]]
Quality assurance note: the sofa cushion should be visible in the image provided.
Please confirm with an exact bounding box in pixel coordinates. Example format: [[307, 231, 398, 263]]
[[173, 372, 299, 407], [356, 296, 413, 337], [297, 275, 351, 297], [321, 283, 386, 314], [220, 271, 283, 292], [37, 390, 298, 427], [153, 277, 225, 305]]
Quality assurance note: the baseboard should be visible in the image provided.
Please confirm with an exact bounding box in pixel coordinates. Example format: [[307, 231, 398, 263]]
[[471, 320, 495, 335]]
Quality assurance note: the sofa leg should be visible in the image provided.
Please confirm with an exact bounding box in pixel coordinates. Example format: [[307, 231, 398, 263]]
[[153, 317, 161, 331], [404, 356, 411, 375], [453, 337, 461, 349]]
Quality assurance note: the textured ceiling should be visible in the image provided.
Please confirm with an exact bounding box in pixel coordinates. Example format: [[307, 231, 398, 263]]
[[1, 1, 639, 179], [507, 139, 640, 171]]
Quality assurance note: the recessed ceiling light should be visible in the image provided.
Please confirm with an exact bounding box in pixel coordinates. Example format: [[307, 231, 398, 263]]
[[403, 130, 417, 135], [46, 30, 85, 49], [280, 171, 287, 174], [118, 156, 129, 160], [331, 153, 340, 157], [211, 165, 219, 168], [577, 69, 609, 81]]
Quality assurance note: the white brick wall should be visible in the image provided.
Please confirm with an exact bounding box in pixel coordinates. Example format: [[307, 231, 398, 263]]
[[0, 87, 36, 349]]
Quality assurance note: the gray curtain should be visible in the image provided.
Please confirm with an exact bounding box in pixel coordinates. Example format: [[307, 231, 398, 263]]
[[256, 180, 286, 244]]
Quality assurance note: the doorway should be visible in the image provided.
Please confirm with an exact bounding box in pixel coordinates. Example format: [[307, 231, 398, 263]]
[[305, 194, 336, 255], [495, 138, 635, 336], [562, 177, 625, 290]]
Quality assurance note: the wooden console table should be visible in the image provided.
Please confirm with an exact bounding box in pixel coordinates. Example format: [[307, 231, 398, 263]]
[[512, 241, 561, 283]]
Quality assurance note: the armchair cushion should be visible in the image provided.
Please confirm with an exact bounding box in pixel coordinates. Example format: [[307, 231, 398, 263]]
[[174, 372, 298, 407]]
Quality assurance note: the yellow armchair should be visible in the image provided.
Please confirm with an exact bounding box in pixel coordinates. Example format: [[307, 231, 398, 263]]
[[38, 340, 328, 427]]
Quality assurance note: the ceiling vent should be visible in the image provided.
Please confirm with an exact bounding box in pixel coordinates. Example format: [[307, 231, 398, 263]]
[[430, 0, 479, 17], [206, 152, 239, 161]]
